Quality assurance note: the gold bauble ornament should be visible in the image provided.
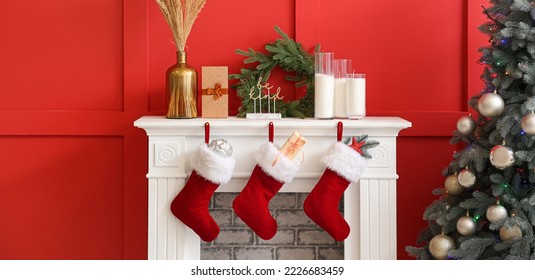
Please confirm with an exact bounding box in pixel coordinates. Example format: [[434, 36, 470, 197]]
[[521, 112, 535, 134], [429, 234, 455, 260], [499, 225, 522, 242], [456, 116, 476, 135], [486, 204, 508, 223], [456, 216, 477, 236], [478, 92, 504, 118], [458, 169, 476, 188], [489, 145, 514, 170], [444, 175, 464, 195]]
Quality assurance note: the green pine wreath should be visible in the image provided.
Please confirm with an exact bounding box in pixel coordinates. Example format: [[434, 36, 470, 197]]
[[229, 26, 320, 118]]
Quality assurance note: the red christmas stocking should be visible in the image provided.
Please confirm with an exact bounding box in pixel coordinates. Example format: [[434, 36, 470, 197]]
[[170, 143, 235, 242], [233, 142, 300, 240], [304, 140, 369, 241]]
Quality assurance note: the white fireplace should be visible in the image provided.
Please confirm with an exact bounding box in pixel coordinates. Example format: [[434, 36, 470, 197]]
[[135, 116, 411, 260]]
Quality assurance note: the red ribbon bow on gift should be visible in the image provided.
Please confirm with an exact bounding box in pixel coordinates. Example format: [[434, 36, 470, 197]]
[[285, 137, 306, 157], [207, 83, 224, 100], [272, 136, 306, 167]]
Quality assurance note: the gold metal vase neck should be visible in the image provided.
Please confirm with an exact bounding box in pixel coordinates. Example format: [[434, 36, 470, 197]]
[[177, 51, 187, 64]]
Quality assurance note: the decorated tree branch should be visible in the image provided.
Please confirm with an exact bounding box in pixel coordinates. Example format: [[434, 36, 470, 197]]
[[407, 0, 535, 260]]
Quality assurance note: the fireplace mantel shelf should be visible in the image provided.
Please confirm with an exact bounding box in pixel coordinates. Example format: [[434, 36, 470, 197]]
[[135, 116, 409, 134], [135, 116, 411, 260]]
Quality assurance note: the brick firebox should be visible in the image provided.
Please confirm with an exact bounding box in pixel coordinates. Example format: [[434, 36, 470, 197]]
[[201, 193, 344, 260]]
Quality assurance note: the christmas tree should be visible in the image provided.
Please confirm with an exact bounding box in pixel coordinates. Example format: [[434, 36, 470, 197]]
[[407, 0, 535, 260]]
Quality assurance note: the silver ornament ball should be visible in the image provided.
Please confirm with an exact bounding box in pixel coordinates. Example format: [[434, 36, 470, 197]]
[[456, 116, 476, 135], [478, 92, 505, 118], [208, 139, 233, 158], [521, 113, 535, 134], [456, 216, 477, 236], [458, 169, 476, 188], [499, 225, 522, 242], [486, 204, 507, 223], [445, 175, 464, 195], [429, 234, 455, 260], [489, 145, 514, 170]]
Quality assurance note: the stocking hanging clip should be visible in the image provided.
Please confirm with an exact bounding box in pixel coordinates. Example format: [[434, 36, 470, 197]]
[[205, 122, 210, 144], [337, 121, 343, 142], [269, 122, 274, 142]]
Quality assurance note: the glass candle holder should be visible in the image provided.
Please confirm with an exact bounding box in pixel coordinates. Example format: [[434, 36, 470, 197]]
[[333, 59, 352, 119], [347, 73, 366, 119], [314, 52, 335, 119]]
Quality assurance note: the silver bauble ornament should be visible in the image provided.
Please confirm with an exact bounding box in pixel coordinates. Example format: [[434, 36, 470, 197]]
[[456, 216, 477, 236], [458, 169, 476, 188], [521, 112, 535, 134], [429, 234, 455, 260], [486, 204, 507, 223], [456, 116, 476, 135], [445, 175, 464, 195], [489, 145, 514, 170], [478, 92, 504, 118], [499, 225, 522, 242], [208, 139, 233, 158]]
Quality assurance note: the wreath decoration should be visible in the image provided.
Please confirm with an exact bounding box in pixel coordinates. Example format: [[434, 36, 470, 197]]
[[229, 26, 320, 118]]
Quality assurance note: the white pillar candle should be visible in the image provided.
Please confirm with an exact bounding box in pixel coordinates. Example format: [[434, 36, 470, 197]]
[[347, 74, 366, 119], [314, 52, 335, 119], [314, 73, 335, 119], [333, 58, 351, 119], [334, 78, 347, 118]]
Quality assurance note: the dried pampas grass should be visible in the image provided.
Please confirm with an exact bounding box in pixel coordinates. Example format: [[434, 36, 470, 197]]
[[156, 0, 207, 52]]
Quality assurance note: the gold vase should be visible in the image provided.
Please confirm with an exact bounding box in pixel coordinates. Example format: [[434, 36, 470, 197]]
[[166, 51, 198, 118]]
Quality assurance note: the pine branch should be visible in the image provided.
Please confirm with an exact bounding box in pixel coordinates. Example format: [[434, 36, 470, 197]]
[[481, 4, 506, 28], [512, 0, 534, 12], [450, 237, 495, 260]]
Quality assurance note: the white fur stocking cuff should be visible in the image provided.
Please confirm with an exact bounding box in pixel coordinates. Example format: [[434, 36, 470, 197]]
[[190, 143, 236, 185], [255, 142, 300, 183], [322, 142, 369, 183]]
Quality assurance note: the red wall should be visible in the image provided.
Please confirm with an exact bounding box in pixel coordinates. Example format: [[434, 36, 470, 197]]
[[0, 0, 487, 259]]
